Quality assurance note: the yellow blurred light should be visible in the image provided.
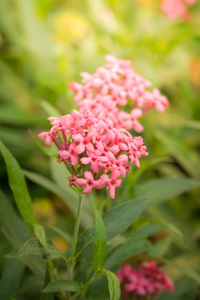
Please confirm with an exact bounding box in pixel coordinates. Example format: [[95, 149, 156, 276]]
[[53, 10, 90, 45]]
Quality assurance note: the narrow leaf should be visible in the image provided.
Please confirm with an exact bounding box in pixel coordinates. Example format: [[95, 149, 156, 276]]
[[0, 140, 35, 227], [18, 238, 68, 263], [117, 237, 152, 262], [154, 220, 184, 240], [18, 238, 43, 258], [155, 131, 200, 179], [135, 178, 200, 206], [34, 224, 48, 248], [0, 259, 25, 300], [43, 280, 81, 293], [93, 208, 107, 272], [0, 189, 30, 249], [104, 270, 121, 300], [104, 199, 148, 240]]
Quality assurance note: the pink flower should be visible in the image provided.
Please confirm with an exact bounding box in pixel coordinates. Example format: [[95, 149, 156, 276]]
[[117, 262, 174, 299], [161, 0, 197, 21], [69, 55, 169, 132], [59, 142, 78, 166], [101, 170, 122, 199], [76, 171, 104, 194], [38, 108, 148, 199]]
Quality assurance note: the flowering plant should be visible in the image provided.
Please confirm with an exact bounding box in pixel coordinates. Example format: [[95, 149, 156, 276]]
[[38, 108, 148, 199], [34, 56, 177, 300], [0, 0, 200, 298]]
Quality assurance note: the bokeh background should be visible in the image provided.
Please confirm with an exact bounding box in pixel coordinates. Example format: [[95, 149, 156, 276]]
[[0, 0, 200, 299]]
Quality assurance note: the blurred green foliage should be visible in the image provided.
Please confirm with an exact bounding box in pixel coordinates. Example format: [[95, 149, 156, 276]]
[[0, 0, 200, 299]]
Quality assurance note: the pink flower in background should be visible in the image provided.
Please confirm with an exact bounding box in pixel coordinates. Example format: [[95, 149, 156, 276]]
[[69, 55, 169, 133], [117, 262, 174, 299], [161, 0, 197, 20], [38, 108, 148, 199]]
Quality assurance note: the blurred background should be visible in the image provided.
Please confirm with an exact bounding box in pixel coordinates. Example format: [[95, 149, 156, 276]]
[[0, 0, 200, 299]]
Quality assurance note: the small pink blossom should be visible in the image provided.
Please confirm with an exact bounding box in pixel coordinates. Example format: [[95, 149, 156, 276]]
[[69, 55, 169, 132], [161, 0, 197, 21], [76, 171, 104, 194], [117, 262, 174, 299]]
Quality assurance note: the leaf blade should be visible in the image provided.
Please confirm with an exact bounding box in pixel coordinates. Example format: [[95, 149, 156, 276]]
[[104, 199, 148, 240], [104, 270, 121, 300], [43, 280, 81, 293], [0, 140, 35, 227], [135, 177, 200, 206], [93, 208, 107, 272]]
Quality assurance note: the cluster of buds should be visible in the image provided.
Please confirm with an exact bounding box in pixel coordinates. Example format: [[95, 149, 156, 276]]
[[69, 55, 169, 133], [161, 0, 196, 21], [117, 262, 174, 299], [38, 108, 148, 199]]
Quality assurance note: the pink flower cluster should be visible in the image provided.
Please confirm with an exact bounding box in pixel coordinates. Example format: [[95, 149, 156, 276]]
[[161, 0, 197, 21], [38, 108, 148, 199], [69, 55, 169, 133], [117, 262, 174, 299]]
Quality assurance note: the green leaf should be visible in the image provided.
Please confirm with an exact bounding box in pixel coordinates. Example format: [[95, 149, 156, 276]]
[[134, 223, 165, 238], [135, 178, 200, 206], [0, 189, 30, 249], [74, 199, 147, 264], [43, 280, 81, 293], [129, 157, 172, 183], [18, 238, 68, 262], [103, 270, 121, 300], [74, 199, 147, 263], [18, 238, 43, 258], [33, 224, 48, 248], [0, 140, 35, 227], [103, 245, 124, 269], [93, 208, 107, 272], [148, 238, 172, 257], [0, 259, 25, 300], [154, 219, 184, 240], [155, 130, 200, 179], [104, 199, 148, 240], [117, 237, 152, 262]]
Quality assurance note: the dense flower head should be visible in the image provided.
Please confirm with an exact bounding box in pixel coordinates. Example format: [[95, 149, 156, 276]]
[[38, 108, 148, 199], [117, 262, 174, 299], [69, 55, 169, 133], [161, 0, 197, 21]]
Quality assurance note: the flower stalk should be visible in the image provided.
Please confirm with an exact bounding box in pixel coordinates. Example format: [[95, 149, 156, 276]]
[[68, 194, 84, 281]]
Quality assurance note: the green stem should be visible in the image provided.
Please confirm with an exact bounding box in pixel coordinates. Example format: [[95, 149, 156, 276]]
[[68, 194, 84, 280]]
